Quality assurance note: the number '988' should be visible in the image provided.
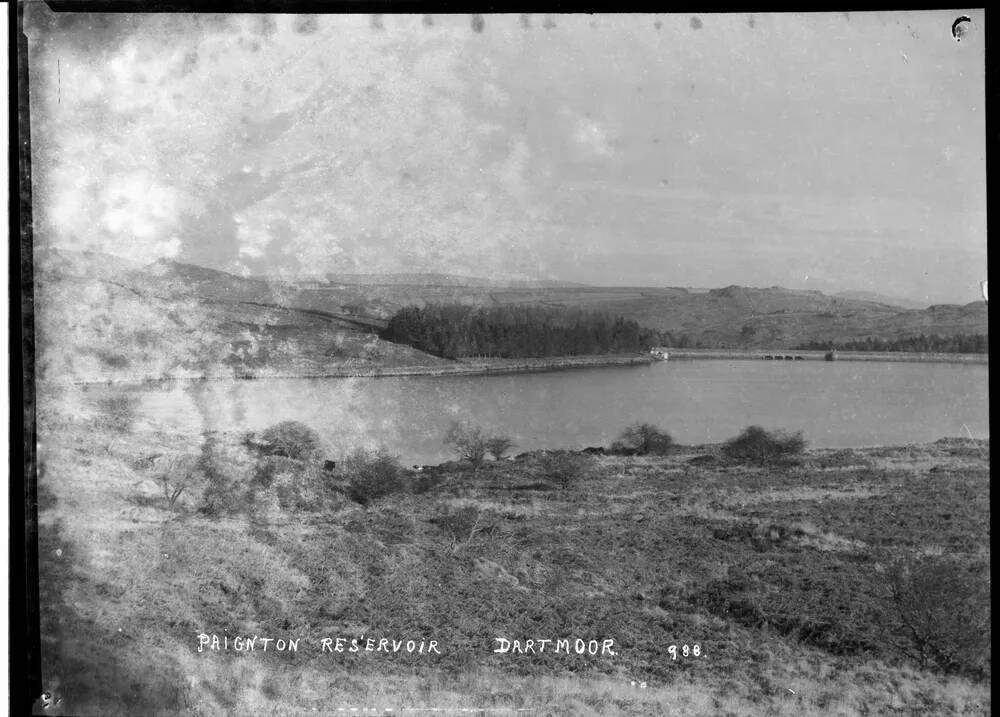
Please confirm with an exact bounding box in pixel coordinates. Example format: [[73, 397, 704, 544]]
[[667, 644, 702, 660]]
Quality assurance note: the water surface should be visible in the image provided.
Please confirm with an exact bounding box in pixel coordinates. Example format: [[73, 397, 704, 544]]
[[105, 360, 989, 465]]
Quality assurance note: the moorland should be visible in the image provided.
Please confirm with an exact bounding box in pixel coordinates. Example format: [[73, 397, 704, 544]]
[[34, 391, 991, 716], [30, 249, 990, 716]]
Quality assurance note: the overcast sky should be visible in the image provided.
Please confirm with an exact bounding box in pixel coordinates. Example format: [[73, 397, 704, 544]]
[[27, 10, 986, 304]]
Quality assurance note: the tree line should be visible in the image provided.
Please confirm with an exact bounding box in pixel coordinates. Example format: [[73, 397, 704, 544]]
[[796, 333, 988, 354], [381, 303, 663, 359]]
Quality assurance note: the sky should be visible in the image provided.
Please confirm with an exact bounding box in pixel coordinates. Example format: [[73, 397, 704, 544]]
[[26, 9, 987, 304]]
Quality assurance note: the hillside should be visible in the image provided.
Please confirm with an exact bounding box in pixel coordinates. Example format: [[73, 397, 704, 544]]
[[317, 272, 586, 289], [584, 286, 987, 349], [33, 250, 987, 382], [832, 291, 929, 310], [309, 280, 986, 350], [243, 266, 989, 349], [274, 277, 985, 350], [32, 250, 450, 383]]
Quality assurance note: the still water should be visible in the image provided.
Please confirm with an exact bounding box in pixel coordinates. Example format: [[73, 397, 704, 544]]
[[113, 360, 988, 465]]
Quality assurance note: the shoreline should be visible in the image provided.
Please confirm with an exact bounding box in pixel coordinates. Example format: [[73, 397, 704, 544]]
[[661, 348, 988, 364], [414, 438, 990, 472], [42, 354, 659, 386], [38, 349, 988, 386]]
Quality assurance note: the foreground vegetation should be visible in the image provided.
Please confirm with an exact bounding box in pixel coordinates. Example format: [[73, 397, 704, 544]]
[[35, 393, 990, 716]]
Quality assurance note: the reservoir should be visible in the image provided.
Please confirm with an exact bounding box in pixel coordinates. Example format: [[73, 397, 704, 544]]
[[89, 360, 988, 465]]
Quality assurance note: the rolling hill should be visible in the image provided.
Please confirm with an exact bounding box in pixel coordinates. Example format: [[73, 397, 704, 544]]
[[32, 249, 987, 381], [832, 290, 930, 310]]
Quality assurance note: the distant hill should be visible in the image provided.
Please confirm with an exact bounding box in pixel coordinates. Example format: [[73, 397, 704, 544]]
[[260, 272, 590, 289], [326, 273, 586, 288], [833, 290, 929, 310], [570, 284, 987, 349]]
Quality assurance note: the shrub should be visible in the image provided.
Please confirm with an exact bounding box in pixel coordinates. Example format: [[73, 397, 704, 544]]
[[246, 453, 346, 516], [607, 439, 637, 456], [722, 425, 806, 465], [198, 432, 257, 516], [251, 454, 314, 511], [541, 451, 594, 489], [148, 453, 198, 511], [486, 436, 516, 461], [252, 454, 298, 489], [612, 423, 674, 456], [444, 421, 488, 467], [343, 448, 406, 506], [885, 555, 991, 677], [257, 421, 322, 461]]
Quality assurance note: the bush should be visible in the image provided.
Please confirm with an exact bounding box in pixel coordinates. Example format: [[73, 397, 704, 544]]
[[722, 425, 806, 465], [612, 423, 674, 456], [607, 439, 637, 456], [343, 449, 406, 507], [444, 421, 489, 467], [486, 436, 515, 461], [251, 454, 328, 513], [541, 451, 594, 489], [885, 555, 991, 677], [197, 428, 333, 516], [252, 455, 300, 490], [198, 432, 257, 516], [257, 421, 322, 461], [148, 453, 198, 511]]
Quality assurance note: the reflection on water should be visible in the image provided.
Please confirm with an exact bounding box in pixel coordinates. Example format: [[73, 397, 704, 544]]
[[91, 360, 989, 465]]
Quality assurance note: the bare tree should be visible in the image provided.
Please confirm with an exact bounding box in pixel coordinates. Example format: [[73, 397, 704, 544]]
[[148, 453, 198, 512], [486, 436, 515, 461], [722, 426, 805, 465], [342, 448, 405, 507], [444, 421, 488, 467], [614, 423, 674, 456], [542, 452, 594, 489], [884, 555, 991, 676]]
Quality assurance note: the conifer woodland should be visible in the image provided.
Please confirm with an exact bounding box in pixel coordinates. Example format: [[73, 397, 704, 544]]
[[382, 304, 664, 359]]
